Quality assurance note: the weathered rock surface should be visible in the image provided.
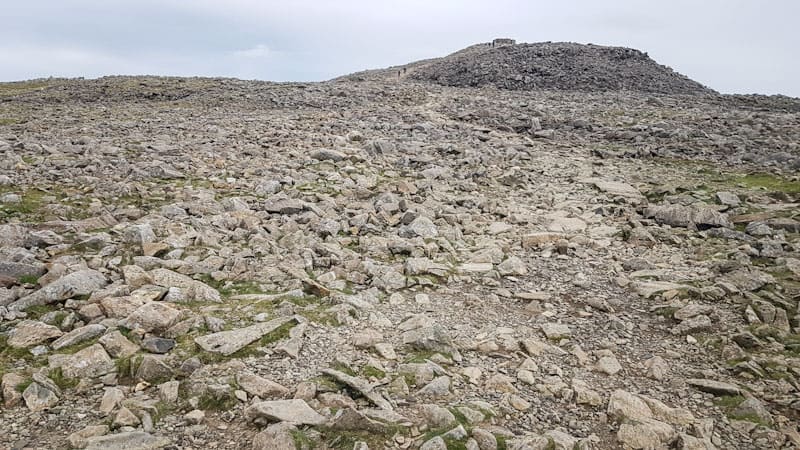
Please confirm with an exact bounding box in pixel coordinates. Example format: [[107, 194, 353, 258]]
[[1, 45, 798, 450], [245, 399, 327, 425]]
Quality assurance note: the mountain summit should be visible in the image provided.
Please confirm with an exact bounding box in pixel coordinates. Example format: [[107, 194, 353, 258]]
[[341, 40, 714, 95]]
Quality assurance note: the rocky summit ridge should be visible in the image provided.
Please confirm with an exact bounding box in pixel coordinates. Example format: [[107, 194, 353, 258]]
[[0, 40, 799, 450], [339, 40, 715, 95]]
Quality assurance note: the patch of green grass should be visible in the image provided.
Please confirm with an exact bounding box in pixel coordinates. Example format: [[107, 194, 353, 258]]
[[0, 188, 48, 220], [14, 378, 33, 393], [48, 367, 78, 390], [115, 354, 142, 384], [21, 303, 61, 320], [259, 320, 296, 346], [296, 305, 338, 326], [0, 81, 51, 96], [652, 306, 679, 320], [290, 429, 315, 449], [218, 281, 268, 298], [403, 349, 446, 364], [714, 395, 745, 409], [726, 357, 750, 367], [117, 326, 135, 341], [289, 295, 323, 308], [197, 391, 237, 411], [496, 435, 508, 450], [152, 400, 175, 424], [0, 118, 19, 126], [330, 361, 357, 377], [0, 335, 38, 363], [442, 436, 469, 450], [749, 324, 787, 340], [318, 428, 395, 450], [738, 173, 800, 194], [56, 336, 101, 355], [361, 365, 386, 380], [449, 408, 471, 427], [311, 375, 346, 392], [422, 426, 468, 448]]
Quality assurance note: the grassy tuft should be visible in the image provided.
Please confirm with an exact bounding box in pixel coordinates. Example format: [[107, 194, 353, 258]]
[[48, 367, 78, 390], [14, 378, 33, 393]]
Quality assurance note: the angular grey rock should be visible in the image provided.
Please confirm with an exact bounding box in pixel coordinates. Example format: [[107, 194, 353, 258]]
[[401, 324, 454, 354], [22, 381, 59, 412], [8, 320, 63, 348], [732, 397, 773, 425], [0, 260, 47, 281], [416, 376, 451, 397], [236, 372, 290, 399], [311, 148, 347, 162], [671, 314, 713, 335], [245, 399, 327, 425], [546, 217, 586, 233], [541, 322, 572, 340], [99, 387, 124, 414], [714, 191, 740, 207], [121, 302, 181, 333], [51, 323, 106, 350], [123, 223, 156, 246], [99, 330, 140, 358], [322, 368, 393, 410], [643, 204, 732, 229], [2, 373, 25, 407], [421, 404, 457, 428], [84, 431, 170, 450], [498, 256, 527, 276], [617, 417, 677, 450], [607, 390, 652, 421], [11, 269, 107, 311], [686, 378, 741, 396], [587, 179, 646, 203], [252, 422, 299, 450], [401, 216, 438, 239], [263, 196, 306, 215], [148, 268, 221, 302], [68, 425, 109, 449], [140, 337, 176, 354], [194, 316, 298, 356], [59, 344, 115, 379], [135, 355, 174, 382], [420, 436, 447, 450]]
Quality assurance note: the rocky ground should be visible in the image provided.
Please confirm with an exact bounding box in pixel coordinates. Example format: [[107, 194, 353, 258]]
[[340, 41, 713, 95], [0, 59, 799, 450]]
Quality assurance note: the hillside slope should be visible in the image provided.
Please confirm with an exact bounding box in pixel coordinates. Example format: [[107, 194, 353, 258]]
[[339, 41, 715, 95]]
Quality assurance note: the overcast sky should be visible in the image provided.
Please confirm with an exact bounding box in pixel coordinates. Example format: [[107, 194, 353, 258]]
[[2, 0, 798, 96]]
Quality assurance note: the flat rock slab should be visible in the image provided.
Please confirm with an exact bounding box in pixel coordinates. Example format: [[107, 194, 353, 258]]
[[194, 316, 298, 356], [149, 268, 221, 302], [8, 320, 63, 348], [643, 204, 732, 229], [633, 281, 691, 299], [51, 324, 106, 350], [584, 178, 646, 203], [11, 269, 107, 311], [236, 372, 290, 399], [85, 431, 170, 450], [686, 378, 741, 396], [245, 399, 327, 425], [546, 217, 587, 233], [322, 369, 393, 410], [59, 343, 115, 379]]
